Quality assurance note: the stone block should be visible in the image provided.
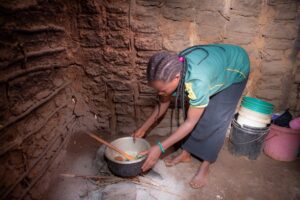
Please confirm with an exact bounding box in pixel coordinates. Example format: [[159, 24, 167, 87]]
[[136, 50, 157, 58], [103, 47, 131, 65], [106, 80, 132, 91], [198, 25, 223, 42], [135, 57, 148, 66], [107, 14, 129, 31], [163, 24, 190, 51], [162, 0, 193, 21], [77, 14, 102, 29], [164, 0, 193, 9], [261, 49, 283, 61], [110, 66, 134, 80], [113, 93, 133, 103], [79, 30, 105, 47], [115, 103, 134, 115], [81, 49, 103, 63], [230, 0, 262, 17], [274, 3, 297, 20], [136, 0, 163, 6], [117, 116, 137, 133], [267, 0, 295, 6], [224, 32, 254, 45], [104, 0, 129, 14], [264, 38, 294, 50], [263, 22, 298, 40], [195, 0, 225, 11], [134, 34, 162, 51], [79, 0, 99, 14], [226, 15, 259, 35], [84, 62, 102, 77], [256, 76, 282, 90], [197, 11, 227, 27], [255, 87, 282, 101], [106, 32, 130, 48], [131, 19, 159, 33], [261, 60, 288, 75], [139, 83, 156, 94], [162, 7, 193, 21]]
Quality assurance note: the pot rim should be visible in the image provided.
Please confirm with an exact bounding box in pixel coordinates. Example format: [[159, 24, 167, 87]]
[[104, 137, 151, 165]]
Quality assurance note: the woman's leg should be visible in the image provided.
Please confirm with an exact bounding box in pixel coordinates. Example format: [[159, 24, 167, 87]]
[[165, 79, 248, 186], [189, 160, 210, 188], [164, 149, 191, 167]]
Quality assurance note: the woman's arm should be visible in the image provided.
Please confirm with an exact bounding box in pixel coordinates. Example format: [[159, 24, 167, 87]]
[[133, 95, 171, 137], [141, 106, 205, 172], [161, 106, 205, 149]]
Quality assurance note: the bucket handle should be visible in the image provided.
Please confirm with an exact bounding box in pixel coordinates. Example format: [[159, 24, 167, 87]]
[[229, 131, 269, 145], [263, 133, 278, 142]]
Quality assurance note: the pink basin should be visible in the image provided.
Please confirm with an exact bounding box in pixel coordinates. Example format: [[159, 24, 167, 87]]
[[264, 124, 300, 161]]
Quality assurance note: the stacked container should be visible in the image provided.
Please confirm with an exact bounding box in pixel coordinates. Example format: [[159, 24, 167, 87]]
[[237, 96, 274, 128], [229, 96, 273, 160]]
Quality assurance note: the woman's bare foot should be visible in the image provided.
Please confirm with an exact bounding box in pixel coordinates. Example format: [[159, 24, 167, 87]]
[[189, 161, 210, 189], [164, 149, 191, 167]]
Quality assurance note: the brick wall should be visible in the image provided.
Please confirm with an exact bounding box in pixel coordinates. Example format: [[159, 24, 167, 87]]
[[0, 0, 299, 199]]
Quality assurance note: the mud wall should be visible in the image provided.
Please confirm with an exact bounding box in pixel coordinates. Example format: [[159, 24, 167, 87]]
[[0, 0, 299, 199]]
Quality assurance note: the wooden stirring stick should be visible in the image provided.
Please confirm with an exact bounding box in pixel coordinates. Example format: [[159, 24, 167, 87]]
[[86, 133, 135, 161]]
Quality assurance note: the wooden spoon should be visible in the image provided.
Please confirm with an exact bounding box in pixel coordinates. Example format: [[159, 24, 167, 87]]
[[86, 133, 135, 161]]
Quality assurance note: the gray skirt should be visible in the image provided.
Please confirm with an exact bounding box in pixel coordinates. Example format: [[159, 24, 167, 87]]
[[182, 79, 248, 163]]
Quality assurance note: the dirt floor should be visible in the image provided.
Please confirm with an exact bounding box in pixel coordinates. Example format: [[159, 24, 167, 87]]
[[44, 132, 300, 200]]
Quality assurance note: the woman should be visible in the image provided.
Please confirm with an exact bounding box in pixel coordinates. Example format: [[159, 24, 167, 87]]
[[133, 44, 250, 188]]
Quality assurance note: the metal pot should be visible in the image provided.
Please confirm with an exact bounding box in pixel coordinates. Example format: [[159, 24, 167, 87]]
[[104, 137, 151, 177]]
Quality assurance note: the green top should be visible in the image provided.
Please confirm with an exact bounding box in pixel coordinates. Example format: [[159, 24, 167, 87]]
[[175, 44, 250, 108]]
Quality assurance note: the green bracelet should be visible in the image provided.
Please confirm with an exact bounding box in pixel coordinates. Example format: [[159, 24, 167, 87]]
[[157, 141, 165, 154]]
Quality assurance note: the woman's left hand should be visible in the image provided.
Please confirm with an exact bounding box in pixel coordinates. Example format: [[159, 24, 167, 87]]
[[139, 145, 162, 172]]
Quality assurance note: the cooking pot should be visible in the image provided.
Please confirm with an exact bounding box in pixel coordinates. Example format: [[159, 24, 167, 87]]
[[104, 137, 151, 177]]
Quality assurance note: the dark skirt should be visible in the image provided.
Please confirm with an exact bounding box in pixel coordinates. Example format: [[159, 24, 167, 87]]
[[182, 79, 248, 163]]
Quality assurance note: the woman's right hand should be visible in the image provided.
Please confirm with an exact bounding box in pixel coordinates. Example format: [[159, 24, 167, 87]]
[[132, 128, 146, 138]]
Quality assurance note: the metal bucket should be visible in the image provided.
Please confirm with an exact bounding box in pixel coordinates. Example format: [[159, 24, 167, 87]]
[[104, 137, 151, 177]]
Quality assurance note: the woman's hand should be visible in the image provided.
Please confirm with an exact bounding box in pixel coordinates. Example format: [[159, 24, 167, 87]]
[[139, 145, 161, 172], [132, 128, 146, 138]]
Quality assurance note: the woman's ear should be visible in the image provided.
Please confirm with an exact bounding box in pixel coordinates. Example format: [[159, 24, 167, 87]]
[[175, 73, 180, 80]]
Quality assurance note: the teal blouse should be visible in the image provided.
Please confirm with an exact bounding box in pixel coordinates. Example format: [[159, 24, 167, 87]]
[[175, 44, 250, 108]]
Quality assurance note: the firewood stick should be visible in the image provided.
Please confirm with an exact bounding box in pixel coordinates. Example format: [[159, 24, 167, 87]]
[[86, 132, 136, 161]]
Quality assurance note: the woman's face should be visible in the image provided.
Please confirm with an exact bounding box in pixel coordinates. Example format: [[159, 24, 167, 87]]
[[150, 74, 180, 96]]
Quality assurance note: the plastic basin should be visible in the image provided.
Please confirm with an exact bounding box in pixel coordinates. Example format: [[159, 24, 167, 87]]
[[264, 124, 300, 161]]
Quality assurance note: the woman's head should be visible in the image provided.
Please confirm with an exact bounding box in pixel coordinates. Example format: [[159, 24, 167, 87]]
[[147, 52, 183, 96]]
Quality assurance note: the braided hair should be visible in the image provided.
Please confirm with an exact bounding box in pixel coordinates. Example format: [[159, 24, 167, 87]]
[[147, 52, 185, 125]]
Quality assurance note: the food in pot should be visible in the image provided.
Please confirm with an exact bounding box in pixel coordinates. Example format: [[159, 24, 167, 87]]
[[113, 151, 139, 161]]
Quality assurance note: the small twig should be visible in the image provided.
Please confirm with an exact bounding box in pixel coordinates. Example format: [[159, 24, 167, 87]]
[[218, 10, 230, 21], [60, 173, 119, 180], [0, 81, 71, 132], [0, 47, 66, 68], [60, 173, 185, 199], [0, 63, 73, 83], [12, 25, 65, 34]]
